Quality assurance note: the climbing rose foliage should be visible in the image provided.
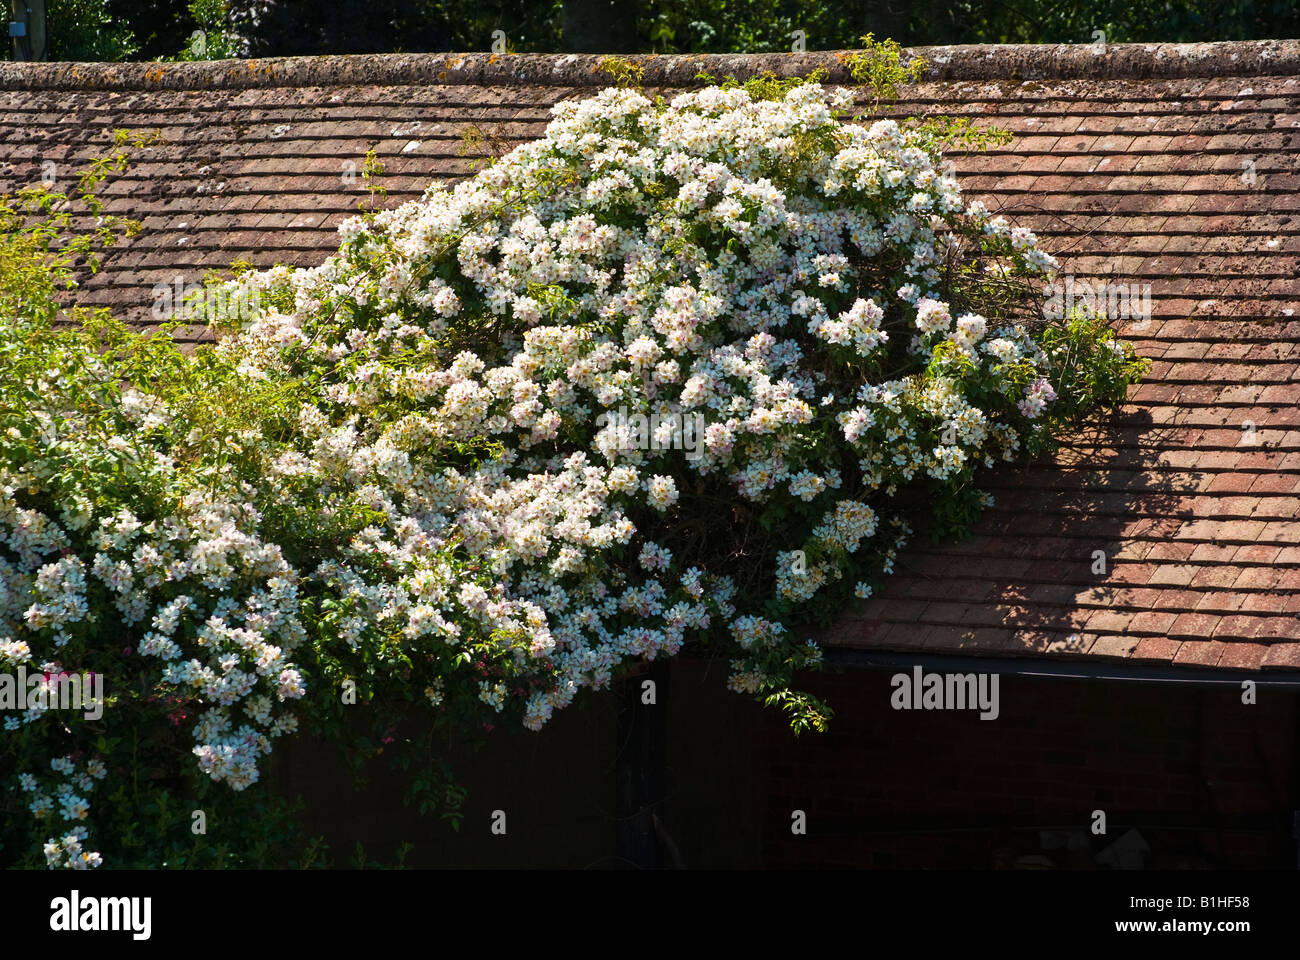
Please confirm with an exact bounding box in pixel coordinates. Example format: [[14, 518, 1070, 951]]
[[1, 81, 1144, 867]]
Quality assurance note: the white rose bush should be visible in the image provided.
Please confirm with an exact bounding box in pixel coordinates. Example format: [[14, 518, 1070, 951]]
[[0, 68, 1146, 867]]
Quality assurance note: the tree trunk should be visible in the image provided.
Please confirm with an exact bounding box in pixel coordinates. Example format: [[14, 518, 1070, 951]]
[[10, 0, 47, 61]]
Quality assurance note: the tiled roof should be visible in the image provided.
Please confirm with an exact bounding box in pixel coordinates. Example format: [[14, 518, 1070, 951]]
[[1, 42, 1297, 671]]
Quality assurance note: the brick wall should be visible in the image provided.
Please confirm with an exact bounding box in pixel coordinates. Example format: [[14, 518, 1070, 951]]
[[266, 661, 1296, 868], [750, 669, 1297, 868]]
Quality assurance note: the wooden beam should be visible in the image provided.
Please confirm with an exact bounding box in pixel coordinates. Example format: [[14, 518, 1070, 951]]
[[614, 658, 669, 868]]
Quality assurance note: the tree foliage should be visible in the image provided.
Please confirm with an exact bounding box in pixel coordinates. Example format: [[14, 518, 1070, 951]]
[[0, 64, 1146, 866], [15, 0, 1297, 62]]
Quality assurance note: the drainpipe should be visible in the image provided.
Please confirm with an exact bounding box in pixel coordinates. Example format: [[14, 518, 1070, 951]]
[[826, 648, 1300, 690], [8, 0, 45, 61]]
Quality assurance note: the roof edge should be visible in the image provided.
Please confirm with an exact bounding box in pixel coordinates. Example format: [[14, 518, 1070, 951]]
[[1, 40, 1298, 92], [825, 649, 1300, 685]]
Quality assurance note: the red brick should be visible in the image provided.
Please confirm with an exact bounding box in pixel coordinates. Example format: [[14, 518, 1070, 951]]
[[879, 624, 929, 651], [1262, 521, 1300, 543], [1087, 635, 1140, 659], [1189, 543, 1240, 562], [1207, 474, 1260, 494], [1086, 609, 1137, 633], [1217, 643, 1268, 670], [913, 622, 973, 650], [868, 598, 930, 623], [1131, 637, 1182, 662], [1147, 541, 1198, 562], [1110, 563, 1157, 584], [1196, 590, 1246, 612], [919, 601, 972, 624], [1006, 629, 1058, 655], [1272, 546, 1300, 565], [1238, 592, 1289, 613], [1261, 644, 1300, 669], [1232, 544, 1282, 564], [1190, 566, 1241, 588], [1148, 565, 1197, 587], [1169, 612, 1222, 639], [1276, 569, 1300, 591], [1250, 473, 1299, 494], [1217, 520, 1267, 541], [1129, 611, 1178, 634], [1214, 615, 1265, 639], [949, 627, 1018, 653], [1232, 567, 1280, 590], [1255, 618, 1300, 641], [1173, 640, 1227, 666], [1045, 632, 1095, 656], [834, 619, 892, 647]]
